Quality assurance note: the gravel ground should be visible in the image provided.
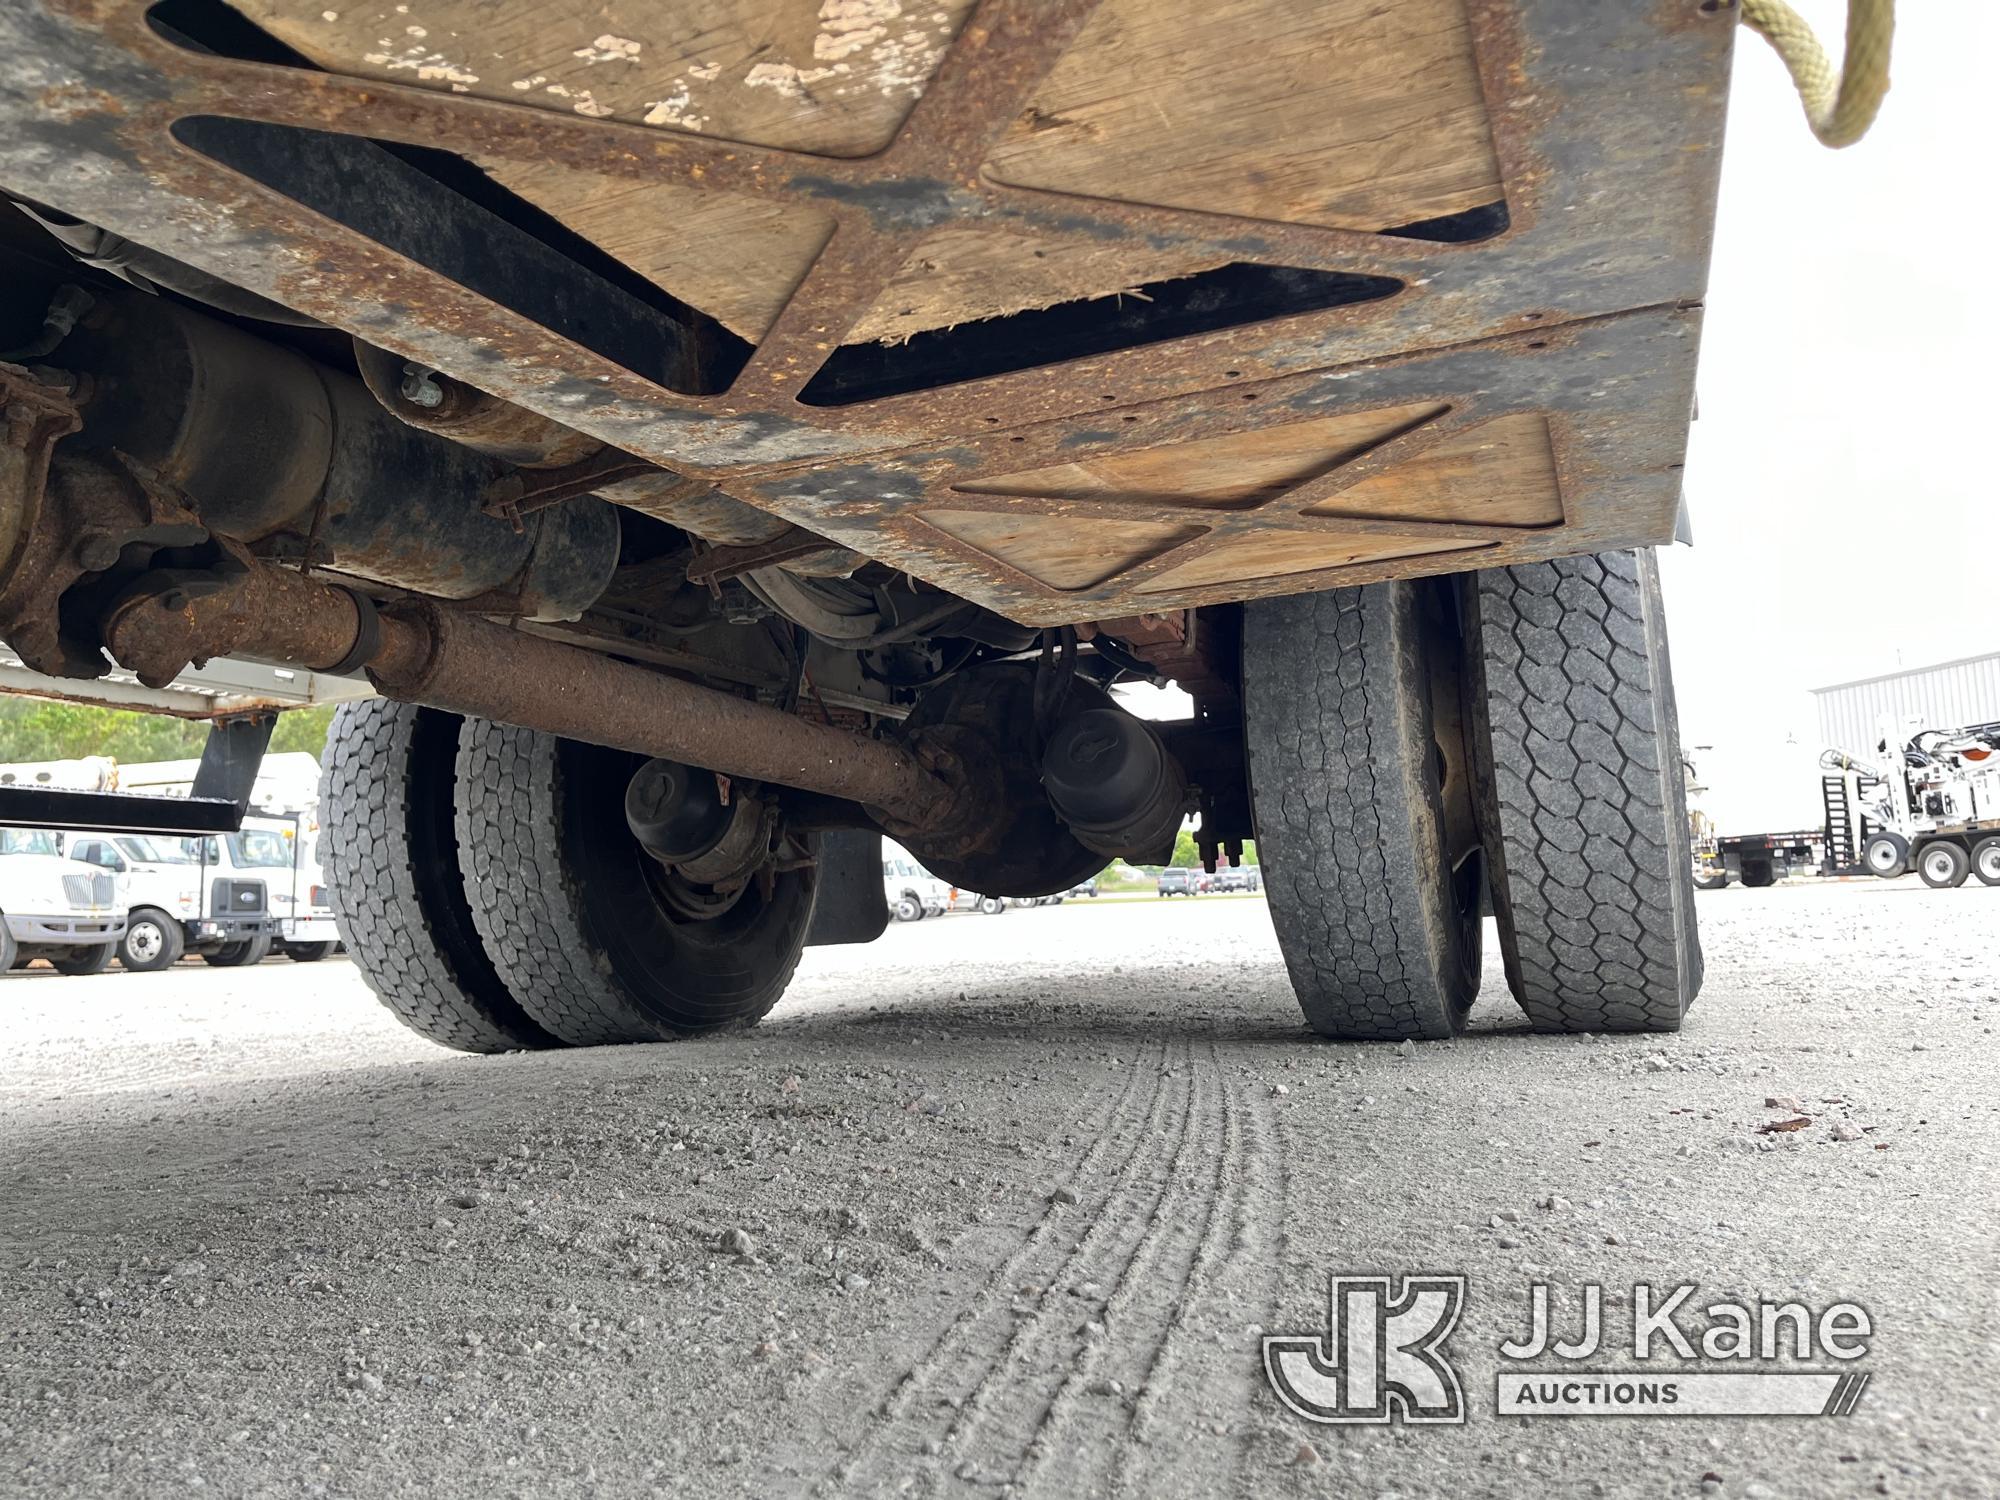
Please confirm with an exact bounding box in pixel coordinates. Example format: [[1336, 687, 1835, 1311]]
[[2, 879, 1996, 1499]]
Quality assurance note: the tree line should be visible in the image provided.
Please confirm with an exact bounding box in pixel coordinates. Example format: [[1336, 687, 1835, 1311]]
[[0, 698, 336, 764]]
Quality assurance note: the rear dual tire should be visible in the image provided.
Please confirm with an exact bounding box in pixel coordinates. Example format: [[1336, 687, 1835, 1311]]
[[322, 701, 559, 1053], [1247, 548, 1702, 1039], [1244, 578, 1482, 1040], [454, 723, 816, 1046], [1467, 549, 1701, 1033], [322, 702, 815, 1052], [1916, 840, 1970, 890]]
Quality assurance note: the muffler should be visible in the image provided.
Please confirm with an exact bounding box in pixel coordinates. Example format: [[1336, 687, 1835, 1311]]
[[52, 289, 618, 621]]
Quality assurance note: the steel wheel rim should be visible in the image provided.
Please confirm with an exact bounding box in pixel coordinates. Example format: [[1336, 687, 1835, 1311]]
[[129, 921, 163, 962]]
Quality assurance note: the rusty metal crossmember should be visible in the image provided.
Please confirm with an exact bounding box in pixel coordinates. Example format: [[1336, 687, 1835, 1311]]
[[0, 0, 1732, 626]]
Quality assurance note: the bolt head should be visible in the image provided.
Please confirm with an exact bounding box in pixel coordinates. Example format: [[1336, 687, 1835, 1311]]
[[399, 363, 445, 409]]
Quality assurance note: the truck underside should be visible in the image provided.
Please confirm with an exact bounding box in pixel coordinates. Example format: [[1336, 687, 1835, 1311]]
[[0, 0, 1730, 1043]]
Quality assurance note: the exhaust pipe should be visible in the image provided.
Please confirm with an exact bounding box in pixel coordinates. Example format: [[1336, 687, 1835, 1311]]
[[99, 559, 974, 833]]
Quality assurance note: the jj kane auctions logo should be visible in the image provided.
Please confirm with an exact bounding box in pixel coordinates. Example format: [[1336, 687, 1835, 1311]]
[[1264, 1276, 1873, 1423]]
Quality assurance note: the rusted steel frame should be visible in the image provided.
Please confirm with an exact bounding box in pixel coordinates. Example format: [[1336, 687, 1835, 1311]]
[[749, 309, 1702, 624], [726, 222, 917, 404], [0, 0, 1730, 624], [13, 0, 1729, 441], [683, 527, 843, 587], [482, 452, 660, 524], [919, 492, 1530, 544], [884, 401, 1539, 607], [701, 0, 1107, 400], [1030, 405, 1546, 595], [907, 403, 1527, 533], [134, 0, 1137, 422], [119, 0, 1421, 274]]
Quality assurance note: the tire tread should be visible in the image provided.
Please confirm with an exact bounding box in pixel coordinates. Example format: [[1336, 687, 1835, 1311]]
[[1470, 549, 1702, 1032], [321, 701, 555, 1052], [1246, 583, 1476, 1040]]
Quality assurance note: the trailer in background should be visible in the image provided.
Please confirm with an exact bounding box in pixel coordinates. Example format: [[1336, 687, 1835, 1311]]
[[1713, 831, 1820, 889]]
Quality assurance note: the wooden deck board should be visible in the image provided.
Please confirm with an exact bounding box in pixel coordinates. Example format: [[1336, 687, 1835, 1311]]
[[229, 0, 1499, 341]]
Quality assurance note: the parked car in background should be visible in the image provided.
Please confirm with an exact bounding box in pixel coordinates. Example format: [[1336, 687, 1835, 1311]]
[[0, 828, 125, 974], [1214, 867, 1262, 893], [1156, 868, 1198, 897], [1068, 878, 1099, 898]]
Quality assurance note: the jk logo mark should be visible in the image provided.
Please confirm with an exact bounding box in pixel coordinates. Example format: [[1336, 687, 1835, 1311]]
[[1263, 1274, 1466, 1424]]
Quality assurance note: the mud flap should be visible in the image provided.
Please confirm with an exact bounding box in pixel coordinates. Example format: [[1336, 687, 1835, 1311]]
[[805, 830, 888, 947]]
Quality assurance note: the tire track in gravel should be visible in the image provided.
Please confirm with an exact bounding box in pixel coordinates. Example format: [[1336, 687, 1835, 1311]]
[[932, 1037, 1204, 1489], [1008, 1035, 1289, 1500], [1114, 1040, 1288, 1499], [827, 1031, 1291, 1500], [817, 1037, 1175, 1497], [1002, 1035, 1223, 1497]]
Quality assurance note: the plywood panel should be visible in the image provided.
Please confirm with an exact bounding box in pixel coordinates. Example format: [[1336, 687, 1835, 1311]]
[[923, 511, 1202, 592], [230, 0, 1498, 342], [481, 173, 1233, 344], [1302, 414, 1562, 527], [476, 163, 834, 343], [985, 0, 1503, 232], [955, 401, 1448, 509], [847, 226, 1238, 346], [1139, 532, 1475, 593], [230, 0, 976, 154]]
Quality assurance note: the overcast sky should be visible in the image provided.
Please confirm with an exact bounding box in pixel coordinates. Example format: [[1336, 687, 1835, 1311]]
[[1659, 2, 1993, 827]]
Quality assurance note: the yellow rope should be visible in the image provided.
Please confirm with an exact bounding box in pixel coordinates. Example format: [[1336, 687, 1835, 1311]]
[[1739, 0, 1894, 148]]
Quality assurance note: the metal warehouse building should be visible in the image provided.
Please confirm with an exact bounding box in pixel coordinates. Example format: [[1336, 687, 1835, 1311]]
[[1814, 652, 2000, 755]]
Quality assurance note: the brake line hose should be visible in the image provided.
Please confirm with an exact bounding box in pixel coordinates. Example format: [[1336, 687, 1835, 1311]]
[[1739, 0, 1894, 147]]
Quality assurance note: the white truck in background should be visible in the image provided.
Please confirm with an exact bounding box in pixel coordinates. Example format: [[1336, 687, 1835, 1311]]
[[0, 827, 125, 974], [63, 820, 336, 969], [2, 751, 339, 969], [110, 753, 338, 961], [1826, 718, 2000, 889], [882, 841, 951, 923]]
